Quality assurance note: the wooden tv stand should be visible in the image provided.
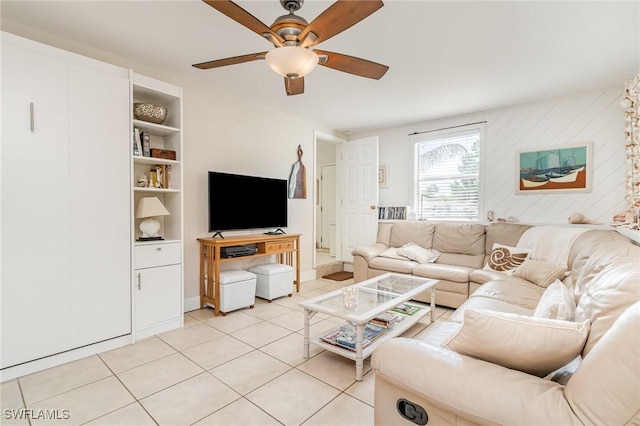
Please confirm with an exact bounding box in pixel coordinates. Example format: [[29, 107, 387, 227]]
[[197, 233, 301, 316]]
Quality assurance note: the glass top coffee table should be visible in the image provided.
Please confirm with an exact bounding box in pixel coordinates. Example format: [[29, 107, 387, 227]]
[[299, 273, 437, 381]]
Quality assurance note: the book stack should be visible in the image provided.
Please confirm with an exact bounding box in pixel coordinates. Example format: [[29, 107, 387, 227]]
[[370, 311, 403, 328]]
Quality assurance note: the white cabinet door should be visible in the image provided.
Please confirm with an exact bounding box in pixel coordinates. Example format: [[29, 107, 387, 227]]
[[135, 265, 182, 332], [68, 63, 131, 346], [1, 42, 72, 368]]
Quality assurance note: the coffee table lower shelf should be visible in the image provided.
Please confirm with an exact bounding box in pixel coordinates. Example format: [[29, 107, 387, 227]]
[[309, 304, 430, 363]]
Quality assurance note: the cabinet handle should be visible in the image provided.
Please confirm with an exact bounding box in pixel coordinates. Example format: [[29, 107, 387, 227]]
[[29, 102, 35, 132], [156, 247, 162, 251], [137, 272, 141, 290]]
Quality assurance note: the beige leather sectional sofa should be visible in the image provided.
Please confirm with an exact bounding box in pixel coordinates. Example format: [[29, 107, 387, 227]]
[[353, 220, 639, 425]]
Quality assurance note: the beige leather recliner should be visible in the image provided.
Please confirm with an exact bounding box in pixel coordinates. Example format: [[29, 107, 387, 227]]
[[371, 235, 640, 425]]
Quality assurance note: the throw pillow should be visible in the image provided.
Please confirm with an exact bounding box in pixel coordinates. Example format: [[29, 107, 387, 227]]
[[513, 258, 569, 288], [534, 279, 576, 321], [397, 243, 440, 264], [378, 247, 409, 260], [443, 309, 590, 377], [483, 243, 531, 274]]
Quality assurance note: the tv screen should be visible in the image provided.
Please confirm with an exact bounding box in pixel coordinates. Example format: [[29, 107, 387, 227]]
[[208, 171, 288, 232]]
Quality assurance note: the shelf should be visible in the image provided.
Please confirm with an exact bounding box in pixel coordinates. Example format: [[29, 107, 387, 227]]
[[133, 156, 179, 166], [616, 226, 640, 244], [134, 239, 181, 246], [133, 187, 179, 194], [133, 119, 179, 136], [310, 305, 429, 361]]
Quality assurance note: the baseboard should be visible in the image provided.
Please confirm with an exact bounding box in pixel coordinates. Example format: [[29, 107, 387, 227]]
[[0, 335, 132, 383]]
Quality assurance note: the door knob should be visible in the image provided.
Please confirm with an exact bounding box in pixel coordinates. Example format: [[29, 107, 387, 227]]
[[370, 205, 376, 210]]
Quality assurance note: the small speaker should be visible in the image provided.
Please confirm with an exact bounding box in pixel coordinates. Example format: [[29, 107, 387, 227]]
[[397, 398, 428, 425]]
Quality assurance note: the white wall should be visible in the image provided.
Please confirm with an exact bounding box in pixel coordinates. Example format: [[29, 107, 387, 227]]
[[182, 84, 334, 304], [352, 87, 627, 225]]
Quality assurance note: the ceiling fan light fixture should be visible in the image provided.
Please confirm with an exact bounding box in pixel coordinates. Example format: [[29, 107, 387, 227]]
[[265, 46, 319, 79]]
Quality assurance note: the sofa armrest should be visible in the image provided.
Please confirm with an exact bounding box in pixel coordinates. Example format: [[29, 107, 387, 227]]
[[371, 338, 579, 426], [352, 243, 388, 261]]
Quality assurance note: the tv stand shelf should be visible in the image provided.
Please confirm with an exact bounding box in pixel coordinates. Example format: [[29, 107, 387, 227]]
[[197, 233, 301, 316]]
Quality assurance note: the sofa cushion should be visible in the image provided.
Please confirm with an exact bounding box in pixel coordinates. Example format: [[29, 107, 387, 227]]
[[412, 263, 473, 283], [352, 243, 388, 261], [565, 302, 640, 426], [449, 296, 534, 323], [397, 243, 440, 263], [483, 243, 531, 274], [389, 221, 435, 249], [534, 280, 575, 321], [472, 280, 545, 310], [436, 252, 485, 269], [513, 259, 569, 288], [575, 256, 640, 356], [433, 223, 485, 255], [368, 256, 417, 274], [444, 309, 590, 377], [469, 268, 516, 285]]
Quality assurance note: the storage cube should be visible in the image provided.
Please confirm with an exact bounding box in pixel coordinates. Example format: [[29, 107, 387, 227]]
[[249, 263, 294, 302], [218, 270, 256, 315]]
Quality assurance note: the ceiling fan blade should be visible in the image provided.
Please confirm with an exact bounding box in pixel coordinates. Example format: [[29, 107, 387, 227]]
[[285, 77, 304, 96], [314, 50, 389, 79], [298, 0, 384, 48], [202, 0, 284, 46], [192, 52, 267, 69]]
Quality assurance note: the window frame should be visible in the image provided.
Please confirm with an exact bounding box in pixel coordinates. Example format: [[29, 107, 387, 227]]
[[410, 123, 485, 222]]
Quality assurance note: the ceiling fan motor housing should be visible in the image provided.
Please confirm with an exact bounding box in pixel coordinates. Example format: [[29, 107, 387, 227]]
[[280, 0, 303, 12]]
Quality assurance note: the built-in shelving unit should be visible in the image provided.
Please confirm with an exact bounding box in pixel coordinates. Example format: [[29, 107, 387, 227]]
[[130, 72, 184, 339]]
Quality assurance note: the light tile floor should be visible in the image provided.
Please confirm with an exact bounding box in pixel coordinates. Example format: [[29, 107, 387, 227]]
[[1, 278, 452, 426]]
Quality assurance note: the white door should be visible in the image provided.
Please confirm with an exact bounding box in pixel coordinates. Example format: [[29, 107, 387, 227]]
[[320, 164, 336, 250], [68, 63, 132, 346], [1, 41, 72, 368], [339, 137, 379, 262]]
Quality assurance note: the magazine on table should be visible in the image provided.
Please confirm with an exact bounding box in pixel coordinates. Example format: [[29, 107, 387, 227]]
[[320, 323, 388, 351], [390, 303, 422, 316], [370, 311, 403, 328]]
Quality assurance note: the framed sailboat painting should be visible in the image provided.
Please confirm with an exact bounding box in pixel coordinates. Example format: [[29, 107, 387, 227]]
[[516, 143, 592, 194]]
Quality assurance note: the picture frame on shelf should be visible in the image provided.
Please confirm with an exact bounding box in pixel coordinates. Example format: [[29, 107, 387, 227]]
[[516, 142, 592, 194]]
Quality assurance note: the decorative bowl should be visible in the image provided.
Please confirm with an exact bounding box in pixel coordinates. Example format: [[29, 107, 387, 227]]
[[133, 102, 167, 125]]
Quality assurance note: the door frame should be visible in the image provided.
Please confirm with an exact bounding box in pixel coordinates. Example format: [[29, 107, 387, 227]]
[[313, 131, 345, 268]]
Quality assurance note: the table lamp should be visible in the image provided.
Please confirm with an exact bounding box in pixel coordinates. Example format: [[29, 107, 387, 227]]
[[136, 197, 170, 240]]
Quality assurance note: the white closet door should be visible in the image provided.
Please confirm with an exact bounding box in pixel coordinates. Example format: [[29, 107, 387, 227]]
[[68, 64, 131, 346], [1, 43, 72, 368]]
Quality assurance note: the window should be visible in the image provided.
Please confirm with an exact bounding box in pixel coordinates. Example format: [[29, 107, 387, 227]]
[[413, 124, 483, 221]]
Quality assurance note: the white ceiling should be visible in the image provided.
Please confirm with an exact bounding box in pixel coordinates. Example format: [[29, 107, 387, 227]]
[[2, 1, 638, 133]]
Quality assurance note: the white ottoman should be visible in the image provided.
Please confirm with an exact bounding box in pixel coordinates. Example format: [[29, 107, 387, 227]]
[[218, 270, 256, 315], [248, 263, 294, 302]]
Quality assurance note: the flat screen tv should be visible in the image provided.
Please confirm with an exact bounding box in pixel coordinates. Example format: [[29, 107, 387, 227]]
[[208, 171, 288, 233]]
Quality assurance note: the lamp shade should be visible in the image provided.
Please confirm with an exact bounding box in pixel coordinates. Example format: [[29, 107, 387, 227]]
[[135, 197, 170, 219], [265, 46, 319, 79]]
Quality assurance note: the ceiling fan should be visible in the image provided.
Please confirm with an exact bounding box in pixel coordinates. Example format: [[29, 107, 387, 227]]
[[192, 0, 389, 96]]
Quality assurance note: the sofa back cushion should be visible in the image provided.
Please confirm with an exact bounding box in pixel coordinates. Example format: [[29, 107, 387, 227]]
[[376, 222, 394, 246], [432, 223, 485, 268], [484, 223, 532, 257], [568, 230, 630, 283], [389, 221, 435, 249], [575, 256, 640, 356], [565, 302, 640, 426]]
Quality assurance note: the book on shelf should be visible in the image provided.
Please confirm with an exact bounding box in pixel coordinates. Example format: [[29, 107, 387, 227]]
[[132, 128, 141, 156], [370, 311, 403, 328], [390, 303, 422, 316], [141, 131, 151, 157], [149, 164, 172, 189]]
